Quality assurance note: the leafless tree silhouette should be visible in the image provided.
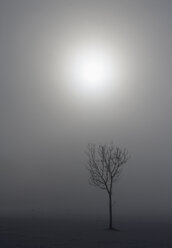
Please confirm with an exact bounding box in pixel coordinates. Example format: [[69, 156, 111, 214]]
[[86, 143, 129, 230]]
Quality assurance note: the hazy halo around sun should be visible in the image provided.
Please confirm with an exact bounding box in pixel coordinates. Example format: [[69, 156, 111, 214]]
[[58, 40, 124, 102]]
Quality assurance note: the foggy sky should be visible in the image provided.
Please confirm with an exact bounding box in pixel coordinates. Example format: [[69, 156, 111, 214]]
[[1, 0, 172, 220]]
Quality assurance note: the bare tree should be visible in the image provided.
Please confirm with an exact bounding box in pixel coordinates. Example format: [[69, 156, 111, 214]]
[[86, 143, 129, 230]]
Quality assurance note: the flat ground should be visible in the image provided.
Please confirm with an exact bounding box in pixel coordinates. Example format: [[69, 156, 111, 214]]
[[0, 218, 172, 247]]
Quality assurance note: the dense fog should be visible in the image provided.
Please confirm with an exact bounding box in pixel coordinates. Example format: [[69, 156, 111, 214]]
[[1, 0, 172, 221]]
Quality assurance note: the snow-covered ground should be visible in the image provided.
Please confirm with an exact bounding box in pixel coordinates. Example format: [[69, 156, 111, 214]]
[[0, 218, 172, 247]]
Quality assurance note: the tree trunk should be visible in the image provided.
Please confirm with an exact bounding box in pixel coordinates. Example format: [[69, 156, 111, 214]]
[[108, 193, 113, 230]]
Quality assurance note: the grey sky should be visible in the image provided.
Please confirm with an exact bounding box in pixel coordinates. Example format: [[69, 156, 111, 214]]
[[1, 0, 172, 220]]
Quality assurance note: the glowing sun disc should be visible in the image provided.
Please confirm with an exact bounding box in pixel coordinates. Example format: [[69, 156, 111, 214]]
[[62, 43, 122, 100], [71, 47, 114, 96]]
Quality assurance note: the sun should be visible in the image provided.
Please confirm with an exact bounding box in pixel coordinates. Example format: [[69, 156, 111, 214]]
[[72, 48, 113, 94], [78, 53, 105, 84], [57, 41, 124, 102]]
